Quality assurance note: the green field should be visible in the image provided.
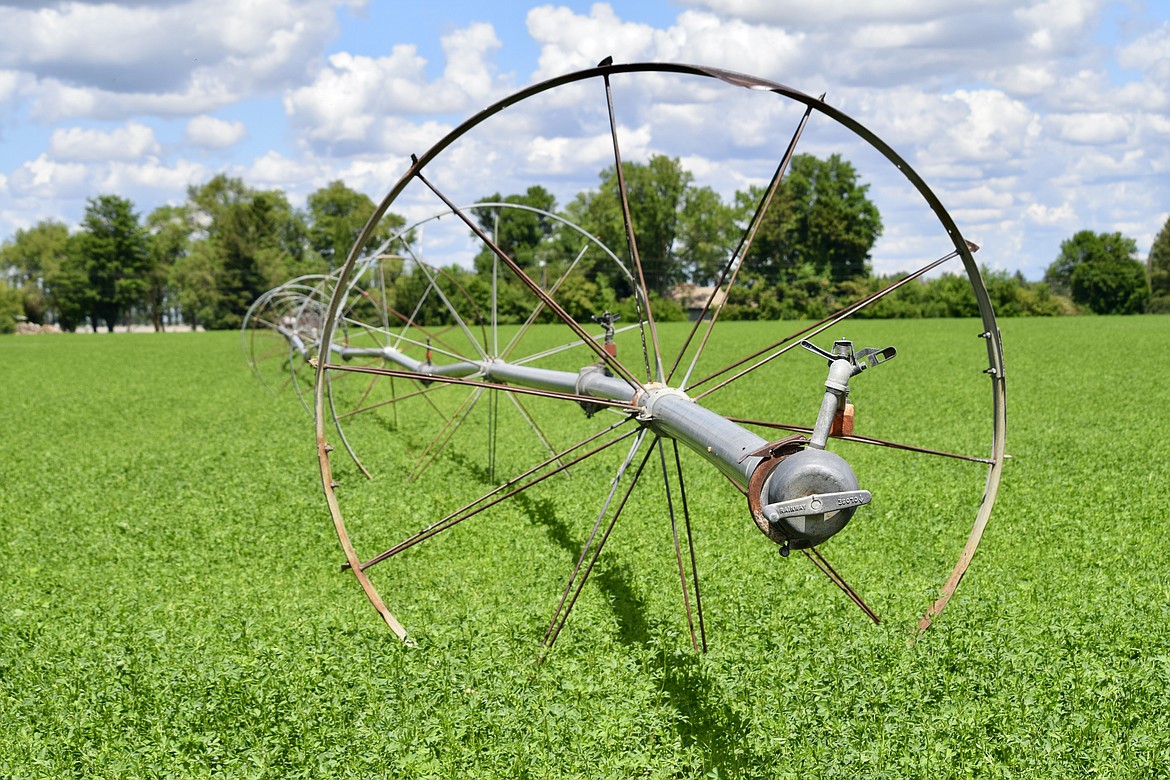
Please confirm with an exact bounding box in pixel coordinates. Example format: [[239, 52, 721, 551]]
[[2, 317, 1169, 778]]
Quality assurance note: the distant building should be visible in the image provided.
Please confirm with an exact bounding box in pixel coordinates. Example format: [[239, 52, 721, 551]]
[[670, 283, 727, 320]]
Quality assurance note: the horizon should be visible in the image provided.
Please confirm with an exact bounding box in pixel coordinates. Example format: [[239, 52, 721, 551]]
[[1, 0, 1167, 281]]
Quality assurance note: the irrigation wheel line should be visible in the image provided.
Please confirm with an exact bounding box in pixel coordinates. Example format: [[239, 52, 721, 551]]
[[310, 61, 1007, 649]]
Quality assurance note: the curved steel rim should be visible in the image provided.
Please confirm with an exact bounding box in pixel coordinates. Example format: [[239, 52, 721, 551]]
[[312, 61, 1007, 641]]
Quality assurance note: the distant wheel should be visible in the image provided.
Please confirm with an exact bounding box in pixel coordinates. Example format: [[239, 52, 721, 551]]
[[320, 202, 638, 480], [311, 62, 1006, 649], [242, 274, 331, 415]]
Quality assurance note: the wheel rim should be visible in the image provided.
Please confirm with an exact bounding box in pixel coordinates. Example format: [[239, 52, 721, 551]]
[[242, 273, 332, 415], [311, 62, 1007, 649]]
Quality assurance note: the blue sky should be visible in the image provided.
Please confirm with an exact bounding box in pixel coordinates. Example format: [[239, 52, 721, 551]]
[[1, 0, 1167, 280]]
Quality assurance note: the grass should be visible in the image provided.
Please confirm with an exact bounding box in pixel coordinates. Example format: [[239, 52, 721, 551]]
[[1, 316, 1169, 778]]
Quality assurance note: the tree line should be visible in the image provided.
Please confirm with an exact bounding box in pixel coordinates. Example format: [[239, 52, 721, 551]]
[[2, 155, 1167, 334]]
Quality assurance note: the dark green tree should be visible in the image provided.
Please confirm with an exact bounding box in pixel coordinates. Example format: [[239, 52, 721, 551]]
[[471, 186, 558, 276], [307, 180, 403, 272], [145, 205, 190, 331], [1148, 215, 1170, 313], [170, 239, 222, 331], [566, 155, 693, 296], [0, 279, 21, 333], [186, 175, 311, 328], [76, 195, 150, 331], [0, 220, 70, 324], [739, 154, 882, 284], [50, 234, 93, 331], [677, 185, 739, 285], [1046, 230, 1148, 315]]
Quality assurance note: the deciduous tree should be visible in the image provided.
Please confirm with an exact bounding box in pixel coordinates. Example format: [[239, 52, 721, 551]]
[[566, 156, 696, 296], [739, 154, 882, 284], [307, 180, 403, 271], [0, 220, 70, 324], [187, 175, 311, 328], [1046, 230, 1148, 315], [144, 205, 190, 331], [1148, 215, 1170, 313]]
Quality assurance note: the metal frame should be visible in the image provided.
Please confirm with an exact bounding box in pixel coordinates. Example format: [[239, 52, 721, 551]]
[[301, 61, 1006, 647]]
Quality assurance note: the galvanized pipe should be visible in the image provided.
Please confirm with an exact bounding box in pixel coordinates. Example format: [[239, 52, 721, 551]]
[[330, 343, 772, 490]]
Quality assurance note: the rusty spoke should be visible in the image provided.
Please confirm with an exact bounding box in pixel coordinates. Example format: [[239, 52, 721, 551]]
[[672, 439, 706, 652], [725, 416, 995, 465], [688, 246, 968, 399], [412, 166, 643, 391], [540, 430, 654, 659], [351, 420, 638, 572], [669, 99, 818, 388], [658, 438, 699, 652], [601, 69, 662, 383], [802, 546, 880, 625]]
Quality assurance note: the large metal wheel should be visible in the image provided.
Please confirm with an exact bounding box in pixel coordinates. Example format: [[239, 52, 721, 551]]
[[311, 62, 1007, 652]]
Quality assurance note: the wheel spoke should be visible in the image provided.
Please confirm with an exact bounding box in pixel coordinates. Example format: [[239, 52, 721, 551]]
[[601, 70, 662, 383], [725, 416, 996, 465], [688, 245, 970, 400], [672, 439, 706, 652], [487, 386, 499, 483], [540, 430, 655, 658], [668, 98, 818, 388], [658, 438, 700, 652], [801, 546, 880, 625], [352, 420, 638, 572]]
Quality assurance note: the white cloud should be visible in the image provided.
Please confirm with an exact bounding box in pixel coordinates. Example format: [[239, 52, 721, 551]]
[[524, 125, 651, 175], [8, 154, 91, 199], [47, 121, 161, 161], [940, 89, 1040, 162], [186, 116, 247, 149], [1118, 23, 1170, 81], [1068, 148, 1148, 181], [95, 158, 209, 193], [284, 22, 504, 154], [1, 0, 342, 121], [0, 69, 31, 107], [1049, 112, 1130, 144], [677, 0, 1016, 26], [527, 5, 802, 82], [1016, 0, 1102, 54], [1024, 201, 1076, 225], [245, 151, 321, 188], [985, 64, 1058, 96]]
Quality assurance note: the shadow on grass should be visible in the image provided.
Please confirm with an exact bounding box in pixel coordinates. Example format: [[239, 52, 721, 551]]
[[496, 467, 762, 776]]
